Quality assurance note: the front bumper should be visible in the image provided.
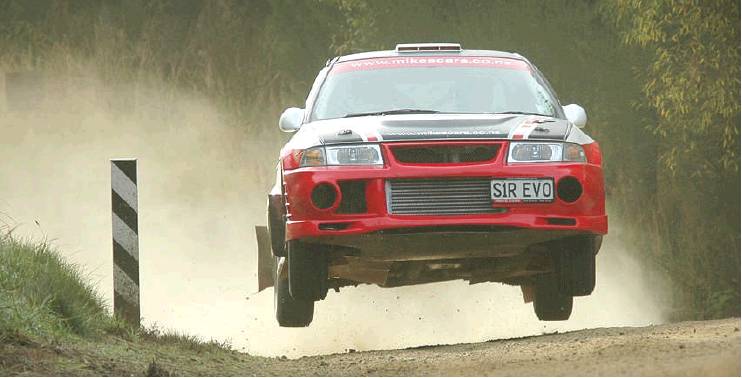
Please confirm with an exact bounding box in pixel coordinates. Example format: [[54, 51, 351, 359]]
[[282, 142, 607, 245]]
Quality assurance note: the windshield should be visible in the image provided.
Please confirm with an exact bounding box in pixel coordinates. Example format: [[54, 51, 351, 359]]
[[310, 56, 562, 121]]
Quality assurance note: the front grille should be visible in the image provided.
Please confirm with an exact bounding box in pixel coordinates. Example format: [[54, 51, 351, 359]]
[[387, 178, 502, 215], [391, 144, 501, 164]]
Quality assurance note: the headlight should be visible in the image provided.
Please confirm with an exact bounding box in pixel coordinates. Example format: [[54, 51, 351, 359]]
[[300, 144, 383, 167], [508, 142, 586, 163], [300, 147, 326, 166]]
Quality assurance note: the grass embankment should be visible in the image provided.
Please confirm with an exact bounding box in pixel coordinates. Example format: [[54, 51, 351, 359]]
[[0, 233, 266, 376]]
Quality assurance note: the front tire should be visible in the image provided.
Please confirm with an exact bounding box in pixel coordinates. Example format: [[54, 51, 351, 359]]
[[274, 257, 314, 327], [533, 272, 573, 321], [559, 235, 599, 296], [287, 241, 328, 301]]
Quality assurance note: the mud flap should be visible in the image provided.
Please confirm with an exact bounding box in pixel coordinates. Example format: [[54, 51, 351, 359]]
[[255, 225, 274, 292], [521, 284, 534, 303]]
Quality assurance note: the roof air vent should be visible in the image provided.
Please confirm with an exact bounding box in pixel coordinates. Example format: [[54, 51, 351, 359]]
[[395, 43, 462, 53]]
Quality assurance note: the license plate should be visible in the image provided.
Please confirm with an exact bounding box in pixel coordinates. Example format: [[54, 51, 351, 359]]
[[491, 178, 554, 203]]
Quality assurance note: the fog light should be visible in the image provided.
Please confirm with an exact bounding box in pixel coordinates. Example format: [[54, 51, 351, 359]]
[[311, 183, 337, 209], [557, 177, 582, 203]]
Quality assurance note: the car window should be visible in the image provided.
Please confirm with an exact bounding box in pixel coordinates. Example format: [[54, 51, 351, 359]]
[[310, 56, 562, 121]]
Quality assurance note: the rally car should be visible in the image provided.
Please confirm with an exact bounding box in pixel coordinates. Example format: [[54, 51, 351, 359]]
[[256, 43, 607, 327]]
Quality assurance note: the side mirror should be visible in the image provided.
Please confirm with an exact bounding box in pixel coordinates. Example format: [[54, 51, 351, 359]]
[[562, 104, 587, 128], [279, 107, 304, 132]]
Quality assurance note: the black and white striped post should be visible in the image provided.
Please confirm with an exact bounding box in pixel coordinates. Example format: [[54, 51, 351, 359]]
[[111, 159, 140, 327]]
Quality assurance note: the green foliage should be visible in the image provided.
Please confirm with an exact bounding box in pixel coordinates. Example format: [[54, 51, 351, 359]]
[[0, 0, 344, 136], [0, 232, 235, 351], [604, 0, 740, 319], [607, 0, 740, 175], [0, 233, 113, 342]]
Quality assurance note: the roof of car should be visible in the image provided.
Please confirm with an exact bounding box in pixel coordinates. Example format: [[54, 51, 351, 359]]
[[334, 48, 527, 65]]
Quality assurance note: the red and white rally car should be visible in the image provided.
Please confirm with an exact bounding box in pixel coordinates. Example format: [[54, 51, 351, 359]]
[[257, 43, 607, 327]]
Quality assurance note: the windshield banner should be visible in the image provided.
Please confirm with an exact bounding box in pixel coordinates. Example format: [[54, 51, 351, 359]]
[[331, 56, 530, 74]]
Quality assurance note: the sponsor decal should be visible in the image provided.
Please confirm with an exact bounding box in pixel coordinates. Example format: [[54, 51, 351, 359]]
[[382, 130, 505, 137], [508, 116, 552, 140], [377, 129, 510, 140], [365, 128, 383, 142], [331, 56, 530, 74]]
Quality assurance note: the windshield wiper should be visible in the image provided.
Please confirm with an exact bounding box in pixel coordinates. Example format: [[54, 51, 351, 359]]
[[343, 109, 441, 118]]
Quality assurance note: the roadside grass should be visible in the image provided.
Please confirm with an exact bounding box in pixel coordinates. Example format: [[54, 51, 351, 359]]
[[0, 231, 116, 344], [0, 230, 251, 375], [0, 231, 231, 351], [140, 326, 233, 353]]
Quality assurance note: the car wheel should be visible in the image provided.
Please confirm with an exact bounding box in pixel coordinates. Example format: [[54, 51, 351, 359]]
[[533, 272, 573, 321], [287, 241, 328, 301], [274, 257, 314, 327], [561, 235, 597, 296]]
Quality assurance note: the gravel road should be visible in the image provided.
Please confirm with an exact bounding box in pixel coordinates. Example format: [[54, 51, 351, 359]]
[[270, 317, 739, 376], [3, 318, 738, 376]]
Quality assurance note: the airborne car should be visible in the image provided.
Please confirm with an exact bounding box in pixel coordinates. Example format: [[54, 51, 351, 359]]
[[257, 43, 607, 327]]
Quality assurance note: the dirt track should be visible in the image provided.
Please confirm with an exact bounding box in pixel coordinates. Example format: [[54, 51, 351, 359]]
[[2, 318, 739, 376], [272, 318, 740, 376]]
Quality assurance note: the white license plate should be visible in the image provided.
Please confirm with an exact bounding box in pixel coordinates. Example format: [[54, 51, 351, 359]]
[[491, 178, 554, 203]]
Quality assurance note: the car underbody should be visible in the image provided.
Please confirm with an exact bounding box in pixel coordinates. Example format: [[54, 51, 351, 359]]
[[316, 228, 602, 290]]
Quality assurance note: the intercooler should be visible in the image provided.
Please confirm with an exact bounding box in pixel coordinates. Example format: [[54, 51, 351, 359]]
[[386, 178, 502, 215]]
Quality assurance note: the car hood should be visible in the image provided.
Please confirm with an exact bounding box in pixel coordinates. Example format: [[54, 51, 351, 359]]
[[288, 114, 572, 149]]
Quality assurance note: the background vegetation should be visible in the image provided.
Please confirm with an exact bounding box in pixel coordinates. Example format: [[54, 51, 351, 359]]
[[0, 0, 738, 320]]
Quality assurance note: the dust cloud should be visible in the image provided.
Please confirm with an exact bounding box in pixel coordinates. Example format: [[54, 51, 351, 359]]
[[0, 70, 667, 358]]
